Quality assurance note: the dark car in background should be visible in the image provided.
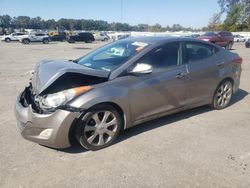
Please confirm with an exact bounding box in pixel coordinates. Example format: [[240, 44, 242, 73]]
[[67, 32, 95, 43], [198, 31, 234, 50], [49, 34, 66, 42], [245, 38, 250, 48]]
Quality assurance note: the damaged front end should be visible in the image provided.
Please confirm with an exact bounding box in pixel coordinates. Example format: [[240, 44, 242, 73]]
[[19, 60, 109, 114]]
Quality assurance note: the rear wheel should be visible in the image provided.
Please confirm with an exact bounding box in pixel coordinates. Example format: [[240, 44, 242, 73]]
[[212, 80, 233, 110], [75, 104, 122, 150], [22, 39, 30, 44]]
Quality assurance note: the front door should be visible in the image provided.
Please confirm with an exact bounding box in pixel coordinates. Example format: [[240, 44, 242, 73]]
[[128, 42, 188, 123]]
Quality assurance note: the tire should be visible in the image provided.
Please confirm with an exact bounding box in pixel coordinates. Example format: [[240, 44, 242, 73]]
[[211, 80, 233, 110], [22, 39, 30, 44], [85, 39, 92, 43], [5, 38, 11, 42], [42, 38, 49, 44], [68, 39, 75, 43], [75, 104, 122, 151], [226, 42, 233, 50]]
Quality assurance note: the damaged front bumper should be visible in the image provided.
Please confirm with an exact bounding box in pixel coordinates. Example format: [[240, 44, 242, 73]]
[[15, 88, 82, 149]]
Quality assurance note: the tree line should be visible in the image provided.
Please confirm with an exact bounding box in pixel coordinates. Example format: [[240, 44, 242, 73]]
[[0, 15, 200, 34], [2, 1, 249, 34], [206, 0, 250, 31]]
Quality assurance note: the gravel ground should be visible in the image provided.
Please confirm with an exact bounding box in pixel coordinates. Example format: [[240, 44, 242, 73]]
[[0, 41, 249, 188]]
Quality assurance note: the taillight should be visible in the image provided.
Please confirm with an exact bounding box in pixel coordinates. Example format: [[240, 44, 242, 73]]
[[234, 57, 243, 64]]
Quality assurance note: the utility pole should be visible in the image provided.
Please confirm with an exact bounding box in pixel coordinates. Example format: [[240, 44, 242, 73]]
[[121, 0, 123, 23]]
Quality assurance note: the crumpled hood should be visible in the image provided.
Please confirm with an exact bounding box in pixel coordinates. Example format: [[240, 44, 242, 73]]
[[32, 60, 109, 95]]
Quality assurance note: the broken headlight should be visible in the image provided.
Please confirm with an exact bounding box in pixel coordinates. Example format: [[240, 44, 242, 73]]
[[37, 86, 92, 109]]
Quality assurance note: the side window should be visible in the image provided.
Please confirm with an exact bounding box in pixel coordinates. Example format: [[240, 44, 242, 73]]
[[136, 42, 181, 72], [184, 43, 214, 63]]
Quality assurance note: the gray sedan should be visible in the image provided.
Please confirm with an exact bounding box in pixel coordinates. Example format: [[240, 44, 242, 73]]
[[15, 37, 242, 150]]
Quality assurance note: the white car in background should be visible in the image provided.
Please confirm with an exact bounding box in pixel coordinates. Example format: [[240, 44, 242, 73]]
[[1, 32, 27, 42], [19, 33, 50, 44], [94, 33, 109, 41], [234, 35, 246, 42]]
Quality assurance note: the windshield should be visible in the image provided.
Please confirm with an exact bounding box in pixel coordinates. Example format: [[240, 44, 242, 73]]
[[203, 32, 216, 36], [76, 40, 150, 72]]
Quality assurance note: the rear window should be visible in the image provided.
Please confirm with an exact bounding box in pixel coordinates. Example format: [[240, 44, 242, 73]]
[[79, 33, 87, 36], [184, 42, 217, 63], [203, 32, 216, 36], [219, 32, 232, 36]]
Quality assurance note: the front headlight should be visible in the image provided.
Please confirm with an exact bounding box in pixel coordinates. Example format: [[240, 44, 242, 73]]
[[38, 86, 92, 109]]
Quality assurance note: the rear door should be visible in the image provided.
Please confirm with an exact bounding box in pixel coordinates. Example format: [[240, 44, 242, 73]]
[[184, 41, 219, 105], [128, 42, 189, 122]]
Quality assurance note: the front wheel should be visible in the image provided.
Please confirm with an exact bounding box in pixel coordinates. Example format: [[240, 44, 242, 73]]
[[212, 80, 233, 110], [42, 38, 49, 44], [75, 104, 122, 151]]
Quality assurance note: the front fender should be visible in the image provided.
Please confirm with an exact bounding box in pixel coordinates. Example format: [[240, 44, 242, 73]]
[[68, 85, 131, 129]]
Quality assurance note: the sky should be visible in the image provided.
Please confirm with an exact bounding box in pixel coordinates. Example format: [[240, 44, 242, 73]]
[[0, 0, 221, 28]]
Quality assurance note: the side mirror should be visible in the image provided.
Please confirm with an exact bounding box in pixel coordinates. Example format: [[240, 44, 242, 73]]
[[129, 63, 153, 75]]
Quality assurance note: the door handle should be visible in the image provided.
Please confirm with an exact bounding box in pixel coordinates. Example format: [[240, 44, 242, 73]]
[[176, 72, 188, 79]]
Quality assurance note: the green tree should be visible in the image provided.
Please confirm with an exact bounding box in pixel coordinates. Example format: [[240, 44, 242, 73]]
[[0, 15, 12, 33], [224, 3, 245, 31]]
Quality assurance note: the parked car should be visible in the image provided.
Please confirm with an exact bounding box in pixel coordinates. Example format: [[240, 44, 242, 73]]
[[245, 38, 250, 48], [1, 32, 27, 42], [184, 34, 201, 38], [112, 34, 130, 41], [20, 33, 50, 44], [234, 35, 246, 42], [49, 34, 66, 42], [198, 31, 234, 50], [94, 33, 109, 41], [15, 37, 242, 150], [67, 32, 95, 43]]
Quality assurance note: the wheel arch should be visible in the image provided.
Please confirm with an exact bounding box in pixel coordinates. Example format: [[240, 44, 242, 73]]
[[88, 102, 126, 130], [216, 77, 234, 92], [68, 101, 126, 147]]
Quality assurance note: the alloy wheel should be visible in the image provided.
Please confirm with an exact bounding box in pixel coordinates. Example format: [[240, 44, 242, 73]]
[[214, 81, 233, 108], [83, 111, 118, 146]]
